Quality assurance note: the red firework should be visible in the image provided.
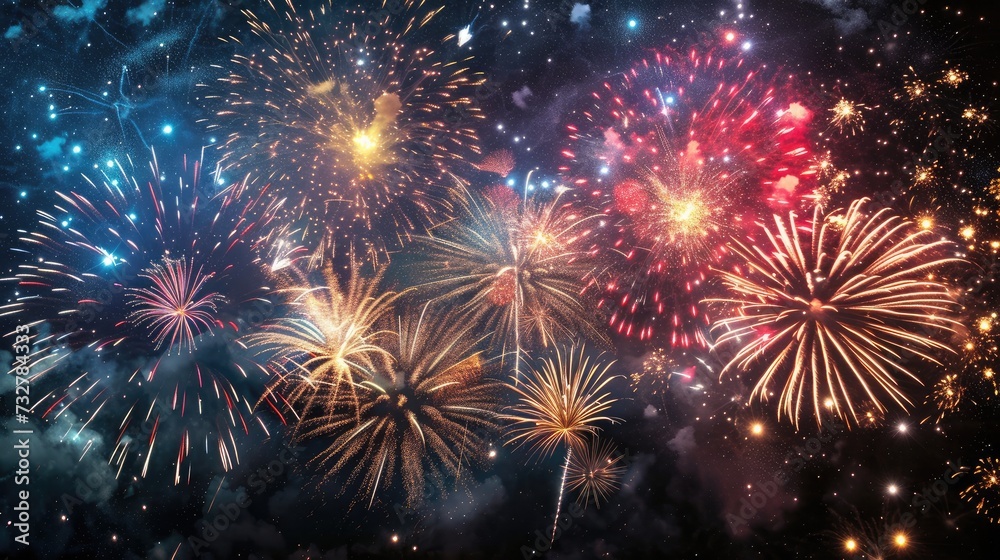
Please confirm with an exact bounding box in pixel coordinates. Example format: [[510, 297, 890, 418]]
[[560, 44, 818, 345]]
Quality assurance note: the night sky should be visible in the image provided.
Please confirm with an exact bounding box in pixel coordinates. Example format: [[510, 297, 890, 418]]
[[2, 0, 1000, 559]]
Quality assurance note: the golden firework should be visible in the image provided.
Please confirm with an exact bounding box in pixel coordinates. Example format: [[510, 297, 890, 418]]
[[630, 347, 674, 397], [505, 344, 620, 458], [566, 438, 626, 509], [959, 314, 1000, 398], [963, 107, 989, 124], [246, 263, 399, 424], [208, 0, 484, 257], [829, 98, 866, 134], [299, 308, 501, 508], [417, 190, 606, 363], [958, 458, 1000, 523], [988, 171, 1000, 202], [923, 373, 964, 424], [942, 67, 968, 87], [709, 198, 963, 429]]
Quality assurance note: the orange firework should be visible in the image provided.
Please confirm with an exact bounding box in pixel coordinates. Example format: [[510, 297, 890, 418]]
[[958, 458, 1000, 523]]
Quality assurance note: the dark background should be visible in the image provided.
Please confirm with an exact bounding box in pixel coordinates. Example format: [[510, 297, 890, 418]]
[[2, 0, 1000, 558]]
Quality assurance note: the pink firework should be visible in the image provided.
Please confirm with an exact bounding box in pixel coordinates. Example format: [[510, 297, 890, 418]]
[[127, 259, 226, 354], [560, 44, 818, 345]]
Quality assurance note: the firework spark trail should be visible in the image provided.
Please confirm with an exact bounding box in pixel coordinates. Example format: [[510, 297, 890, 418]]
[[505, 344, 620, 541], [552, 446, 572, 542], [207, 0, 485, 262], [709, 197, 964, 428]]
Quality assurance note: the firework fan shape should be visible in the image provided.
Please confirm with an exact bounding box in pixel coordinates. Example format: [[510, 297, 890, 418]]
[[416, 188, 607, 369], [710, 198, 963, 429], [289, 306, 501, 508], [207, 0, 484, 260], [505, 344, 620, 458], [2, 150, 282, 480], [559, 43, 817, 345], [959, 458, 1000, 523], [566, 437, 626, 509], [246, 262, 400, 429]]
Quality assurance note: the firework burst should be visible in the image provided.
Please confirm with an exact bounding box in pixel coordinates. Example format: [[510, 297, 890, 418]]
[[290, 306, 501, 508], [505, 344, 620, 458], [416, 188, 606, 376], [629, 347, 675, 398], [2, 151, 282, 480], [246, 263, 400, 427], [958, 458, 1000, 523], [2, 150, 281, 358], [590, 150, 744, 345], [962, 313, 1000, 397], [709, 198, 963, 428], [126, 259, 226, 354], [923, 373, 964, 424], [829, 98, 866, 135], [207, 0, 484, 260], [566, 437, 626, 509], [559, 43, 818, 344], [505, 343, 620, 541]]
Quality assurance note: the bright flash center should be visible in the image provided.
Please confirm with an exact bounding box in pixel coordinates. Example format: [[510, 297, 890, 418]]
[[353, 133, 378, 153], [668, 196, 710, 236]]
